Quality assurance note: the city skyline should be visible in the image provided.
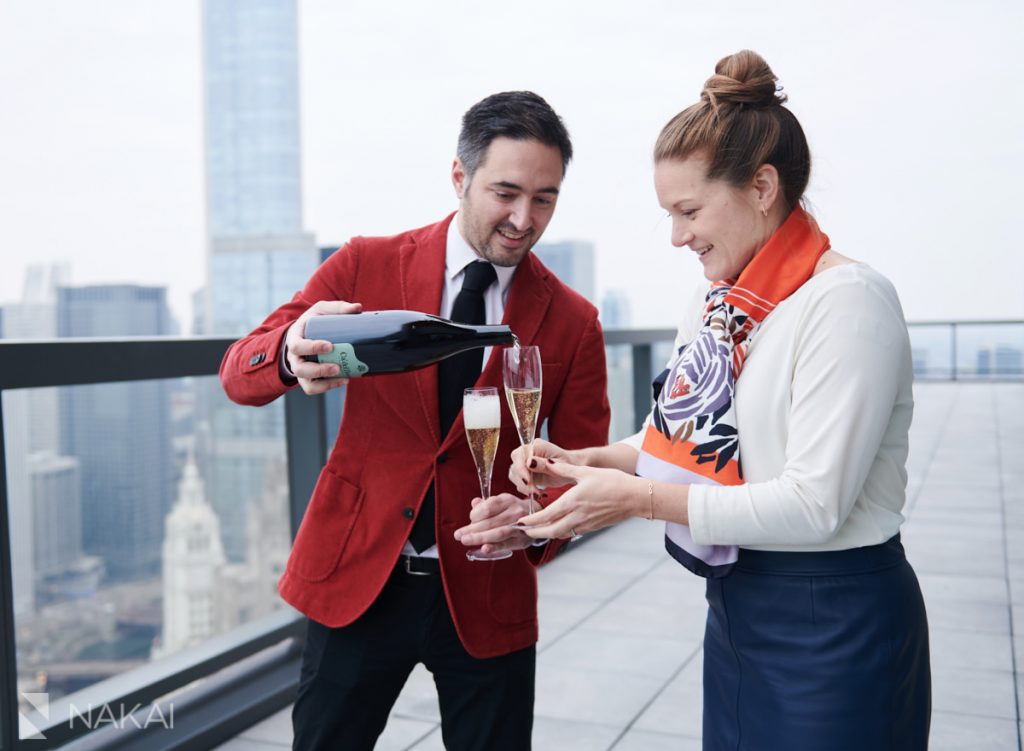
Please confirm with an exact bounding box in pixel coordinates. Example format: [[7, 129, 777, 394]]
[[1, 1, 1022, 330]]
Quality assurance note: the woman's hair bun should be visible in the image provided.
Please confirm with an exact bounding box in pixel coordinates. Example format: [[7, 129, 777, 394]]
[[655, 49, 810, 211], [700, 49, 787, 109]]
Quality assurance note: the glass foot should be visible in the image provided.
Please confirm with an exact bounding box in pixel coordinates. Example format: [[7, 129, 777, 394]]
[[466, 548, 513, 561]]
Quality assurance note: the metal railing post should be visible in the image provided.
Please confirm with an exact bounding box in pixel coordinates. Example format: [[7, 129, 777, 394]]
[[950, 322, 958, 381], [284, 390, 327, 540], [631, 343, 653, 434], [0, 395, 18, 751]]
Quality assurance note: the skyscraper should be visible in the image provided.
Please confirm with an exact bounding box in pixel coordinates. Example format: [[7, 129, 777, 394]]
[[2, 263, 72, 615], [601, 288, 632, 331], [201, 0, 315, 559], [58, 285, 175, 581], [29, 452, 102, 602], [1, 382, 33, 616], [202, 0, 315, 335], [533, 240, 596, 304]]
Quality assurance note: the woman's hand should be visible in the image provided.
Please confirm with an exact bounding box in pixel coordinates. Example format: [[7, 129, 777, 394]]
[[509, 439, 581, 495], [515, 460, 642, 539]]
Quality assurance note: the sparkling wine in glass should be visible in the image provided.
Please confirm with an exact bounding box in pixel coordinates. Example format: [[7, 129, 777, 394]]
[[463, 387, 511, 561], [503, 345, 542, 517]]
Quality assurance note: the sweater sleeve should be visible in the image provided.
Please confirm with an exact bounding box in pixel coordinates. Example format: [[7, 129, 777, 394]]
[[688, 270, 909, 546]]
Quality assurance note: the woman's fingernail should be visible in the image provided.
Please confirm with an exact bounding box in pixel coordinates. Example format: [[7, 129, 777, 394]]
[[547, 458, 555, 464], [529, 459, 537, 469]]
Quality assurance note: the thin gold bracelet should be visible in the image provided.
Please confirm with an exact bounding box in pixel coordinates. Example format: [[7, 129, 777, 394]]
[[646, 480, 654, 520]]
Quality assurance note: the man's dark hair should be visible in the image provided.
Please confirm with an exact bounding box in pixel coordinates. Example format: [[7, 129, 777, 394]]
[[457, 91, 573, 181]]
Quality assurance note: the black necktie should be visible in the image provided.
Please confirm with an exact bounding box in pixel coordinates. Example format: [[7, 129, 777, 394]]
[[408, 261, 498, 553]]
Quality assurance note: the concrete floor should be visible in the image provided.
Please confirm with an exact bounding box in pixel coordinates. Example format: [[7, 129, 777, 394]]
[[218, 381, 1024, 750]]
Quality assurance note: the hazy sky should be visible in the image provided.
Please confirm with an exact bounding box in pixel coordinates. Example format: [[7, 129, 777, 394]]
[[1, 0, 1021, 329]]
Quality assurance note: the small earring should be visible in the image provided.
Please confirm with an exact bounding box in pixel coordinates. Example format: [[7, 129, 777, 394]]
[[760, 205, 768, 217]]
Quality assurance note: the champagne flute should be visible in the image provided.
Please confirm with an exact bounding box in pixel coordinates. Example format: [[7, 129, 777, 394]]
[[503, 345, 542, 518], [463, 387, 512, 561]]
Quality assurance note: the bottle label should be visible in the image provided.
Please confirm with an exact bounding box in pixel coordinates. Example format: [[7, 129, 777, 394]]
[[319, 344, 370, 378]]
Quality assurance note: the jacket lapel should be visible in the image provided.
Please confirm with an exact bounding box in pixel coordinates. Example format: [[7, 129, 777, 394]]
[[499, 251, 553, 355], [399, 215, 452, 446]]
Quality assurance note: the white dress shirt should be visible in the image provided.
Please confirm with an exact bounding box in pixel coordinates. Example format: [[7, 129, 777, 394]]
[[403, 214, 516, 557]]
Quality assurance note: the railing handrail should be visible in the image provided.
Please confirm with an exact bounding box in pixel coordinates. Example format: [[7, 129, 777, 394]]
[[0, 337, 237, 390]]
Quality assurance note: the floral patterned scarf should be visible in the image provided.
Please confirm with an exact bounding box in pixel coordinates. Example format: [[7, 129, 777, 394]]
[[636, 206, 830, 577]]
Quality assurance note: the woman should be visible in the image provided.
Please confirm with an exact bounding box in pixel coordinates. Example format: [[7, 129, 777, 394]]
[[475, 50, 931, 748]]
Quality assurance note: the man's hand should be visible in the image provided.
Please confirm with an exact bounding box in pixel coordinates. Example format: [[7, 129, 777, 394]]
[[454, 493, 538, 556], [285, 300, 362, 395]]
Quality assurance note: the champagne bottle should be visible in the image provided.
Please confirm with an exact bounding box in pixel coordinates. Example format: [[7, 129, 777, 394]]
[[302, 310, 516, 378]]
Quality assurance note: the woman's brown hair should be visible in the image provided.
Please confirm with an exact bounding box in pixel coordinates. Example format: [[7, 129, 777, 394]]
[[654, 50, 811, 212]]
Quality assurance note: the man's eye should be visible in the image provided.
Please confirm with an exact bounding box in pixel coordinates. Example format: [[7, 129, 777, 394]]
[[495, 192, 513, 200]]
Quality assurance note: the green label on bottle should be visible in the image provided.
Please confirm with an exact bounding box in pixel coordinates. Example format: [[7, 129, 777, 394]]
[[319, 344, 370, 378]]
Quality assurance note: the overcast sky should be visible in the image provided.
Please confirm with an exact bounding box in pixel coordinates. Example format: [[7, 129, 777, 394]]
[[1, 0, 1021, 330]]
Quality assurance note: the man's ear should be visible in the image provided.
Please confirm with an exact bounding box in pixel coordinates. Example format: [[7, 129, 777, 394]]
[[452, 158, 468, 199]]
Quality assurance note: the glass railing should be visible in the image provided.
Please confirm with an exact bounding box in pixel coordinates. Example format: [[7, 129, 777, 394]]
[[907, 321, 1024, 380], [0, 320, 1018, 748], [0, 338, 322, 750]]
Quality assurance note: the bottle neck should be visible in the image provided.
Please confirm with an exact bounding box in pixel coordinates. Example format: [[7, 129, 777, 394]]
[[471, 325, 515, 346]]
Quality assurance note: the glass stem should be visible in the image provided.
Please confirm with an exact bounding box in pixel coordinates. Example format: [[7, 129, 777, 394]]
[[524, 441, 534, 514]]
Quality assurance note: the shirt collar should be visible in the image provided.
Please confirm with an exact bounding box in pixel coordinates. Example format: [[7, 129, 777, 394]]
[[446, 213, 517, 296]]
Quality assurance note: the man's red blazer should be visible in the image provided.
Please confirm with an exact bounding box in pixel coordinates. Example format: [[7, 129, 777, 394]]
[[220, 214, 610, 658]]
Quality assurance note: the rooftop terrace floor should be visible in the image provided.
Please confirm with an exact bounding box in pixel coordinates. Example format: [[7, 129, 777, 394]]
[[217, 381, 1024, 750]]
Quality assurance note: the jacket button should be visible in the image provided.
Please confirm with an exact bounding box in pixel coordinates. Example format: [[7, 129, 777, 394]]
[[437, 452, 448, 464], [402, 507, 415, 520]]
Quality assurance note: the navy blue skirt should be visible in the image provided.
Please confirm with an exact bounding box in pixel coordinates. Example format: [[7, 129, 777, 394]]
[[703, 535, 931, 750]]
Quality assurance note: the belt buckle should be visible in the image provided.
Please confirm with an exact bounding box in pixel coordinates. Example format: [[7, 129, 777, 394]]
[[404, 556, 433, 576]]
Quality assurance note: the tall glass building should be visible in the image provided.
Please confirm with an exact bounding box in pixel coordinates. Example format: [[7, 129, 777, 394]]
[[202, 0, 316, 560], [533, 240, 596, 304], [57, 285, 175, 581], [204, 0, 304, 238]]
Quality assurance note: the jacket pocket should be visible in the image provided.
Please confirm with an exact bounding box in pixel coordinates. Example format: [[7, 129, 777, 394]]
[[288, 467, 364, 582], [488, 561, 536, 626]]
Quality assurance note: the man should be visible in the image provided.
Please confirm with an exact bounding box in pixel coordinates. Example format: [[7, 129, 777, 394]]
[[220, 91, 610, 750]]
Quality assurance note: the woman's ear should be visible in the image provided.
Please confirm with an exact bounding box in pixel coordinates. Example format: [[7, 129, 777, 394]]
[[751, 163, 780, 213]]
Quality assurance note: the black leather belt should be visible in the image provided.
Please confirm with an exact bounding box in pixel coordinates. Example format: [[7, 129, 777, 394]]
[[396, 555, 441, 576]]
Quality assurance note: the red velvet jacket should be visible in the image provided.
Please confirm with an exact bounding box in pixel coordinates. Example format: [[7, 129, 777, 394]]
[[220, 214, 610, 658]]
